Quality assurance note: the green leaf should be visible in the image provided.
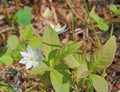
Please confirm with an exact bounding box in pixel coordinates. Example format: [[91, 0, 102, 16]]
[[48, 49, 58, 61], [64, 53, 87, 69], [50, 70, 70, 92], [30, 62, 50, 74], [90, 13, 109, 31], [0, 82, 15, 92], [29, 36, 42, 49], [54, 63, 68, 70], [98, 22, 109, 31], [88, 78, 94, 92], [80, 78, 87, 89], [6, 36, 26, 59], [109, 4, 120, 15], [7, 35, 19, 50], [22, 26, 34, 40], [16, 6, 32, 27], [91, 74, 108, 92], [64, 54, 80, 68], [6, 41, 26, 59], [55, 42, 82, 61], [89, 36, 116, 71], [72, 53, 88, 80], [0, 54, 13, 65], [41, 72, 51, 87], [42, 26, 61, 60], [90, 13, 103, 23], [76, 65, 90, 81]]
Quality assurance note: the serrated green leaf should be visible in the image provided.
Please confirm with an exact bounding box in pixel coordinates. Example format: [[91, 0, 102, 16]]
[[98, 22, 109, 31], [42, 26, 61, 60], [0, 54, 13, 65], [7, 35, 19, 50], [22, 26, 34, 40], [30, 62, 50, 74], [55, 42, 82, 61], [89, 36, 116, 71], [16, 6, 32, 27], [50, 70, 70, 92], [109, 4, 120, 15], [91, 74, 108, 92]]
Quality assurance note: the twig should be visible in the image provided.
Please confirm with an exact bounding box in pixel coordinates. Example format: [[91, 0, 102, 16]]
[[0, 26, 11, 34], [49, 0, 58, 23]]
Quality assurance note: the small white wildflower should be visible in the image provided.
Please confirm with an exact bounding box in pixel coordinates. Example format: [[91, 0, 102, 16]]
[[19, 45, 44, 69], [50, 22, 67, 34]]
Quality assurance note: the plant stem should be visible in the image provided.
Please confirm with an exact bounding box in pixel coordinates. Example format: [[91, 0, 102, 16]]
[[110, 24, 114, 37], [71, 8, 75, 41], [83, 0, 101, 47], [101, 69, 106, 78], [105, 17, 120, 24], [69, 3, 75, 41]]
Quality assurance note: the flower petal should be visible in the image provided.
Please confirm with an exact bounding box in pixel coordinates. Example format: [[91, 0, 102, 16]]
[[35, 48, 40, 56], [27, 45, 34, 56], [55, 28, 61, 32], [26, 62, 33, 69], [59, 25, 67, 33], [34, 49, 44, 61], [33, 61, 39, 68], [50, 22, 55, 29], [19, 58, 29, 64], [56, 23, 60, 27], [35, 55, 44, 62], [20, 52, 30, 58]]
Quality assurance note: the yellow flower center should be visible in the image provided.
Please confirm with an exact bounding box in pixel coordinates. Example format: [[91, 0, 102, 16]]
[[30, 56, 35, 62], [56, 24, 62, 29]]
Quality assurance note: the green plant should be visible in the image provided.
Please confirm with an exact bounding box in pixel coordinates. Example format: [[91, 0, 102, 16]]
[[30, 26, 116, 92], [0, 35, 26, 65], [109, 4, 120, 15], [0, 81, 15, 92], [83, 0, 101, 47], [15, 6, 32, 27], [0, 6, 41, 65], [90, 13, 109, 31], [0, 5, 117, 92]]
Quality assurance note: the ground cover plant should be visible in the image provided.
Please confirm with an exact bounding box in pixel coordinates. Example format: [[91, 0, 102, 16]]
[[0, 0, 120, 92]]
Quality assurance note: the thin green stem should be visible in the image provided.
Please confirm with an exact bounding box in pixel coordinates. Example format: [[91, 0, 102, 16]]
[[83, 0, 102, 47], [71, 8, 75, 41], [101, 69, 106, 78], [110, 24, 113, 37], [69, 3, 75, 41]]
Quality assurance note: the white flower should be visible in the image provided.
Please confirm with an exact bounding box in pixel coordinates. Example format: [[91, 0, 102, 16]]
[[50, 22, 67, 34], [19, 45, 44, 69]]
